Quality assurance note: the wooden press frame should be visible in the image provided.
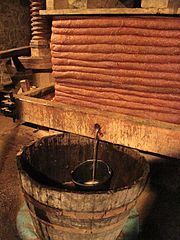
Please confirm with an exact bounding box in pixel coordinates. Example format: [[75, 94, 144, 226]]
[[13, 0, 180, 159]]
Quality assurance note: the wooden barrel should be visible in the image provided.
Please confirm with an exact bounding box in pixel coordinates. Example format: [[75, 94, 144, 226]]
[[17, 133, 149, 240]]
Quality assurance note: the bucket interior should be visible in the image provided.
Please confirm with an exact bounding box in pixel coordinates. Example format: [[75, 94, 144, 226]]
[[19, 133, 148, 191]]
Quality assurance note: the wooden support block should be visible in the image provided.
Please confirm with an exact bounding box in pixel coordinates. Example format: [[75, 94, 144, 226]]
[[69, 0, 87, 8], [30, 47, 51, 58], [20, 80, 30, 92], [46, 0, 69, 10], [30, 39, 51, 58], [88, 0, 125, 8], [141, 0, 169, 8], [32, 72, 53, 87]]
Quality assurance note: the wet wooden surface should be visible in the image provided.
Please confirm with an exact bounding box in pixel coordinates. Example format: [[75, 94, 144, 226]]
[[16, 89, 180, 159]]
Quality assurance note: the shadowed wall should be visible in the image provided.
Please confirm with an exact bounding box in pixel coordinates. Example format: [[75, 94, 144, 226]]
[[0, 0, 31, 51]]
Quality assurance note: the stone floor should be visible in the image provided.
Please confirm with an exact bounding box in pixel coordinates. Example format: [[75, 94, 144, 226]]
[[0, 114, 180, 240], [0, 115, 51, 240]]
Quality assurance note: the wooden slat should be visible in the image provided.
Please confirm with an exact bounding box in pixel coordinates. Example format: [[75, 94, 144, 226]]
[[16, 92, 180, 159], [0, 46, 31, 59], [40, 8, 180, 15]]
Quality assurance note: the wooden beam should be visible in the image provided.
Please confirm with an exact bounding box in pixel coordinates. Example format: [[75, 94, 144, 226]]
[[87, 0, 125, 8], [40, 7, 180, 15], [16, 93, 180, 159], [0, 46, 31, 59]]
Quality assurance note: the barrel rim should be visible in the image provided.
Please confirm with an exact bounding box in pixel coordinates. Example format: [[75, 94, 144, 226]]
[[16, 133, 150, 195]]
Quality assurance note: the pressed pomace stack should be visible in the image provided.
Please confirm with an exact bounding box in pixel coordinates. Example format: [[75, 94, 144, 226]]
[[51, 16, 180, 125]]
